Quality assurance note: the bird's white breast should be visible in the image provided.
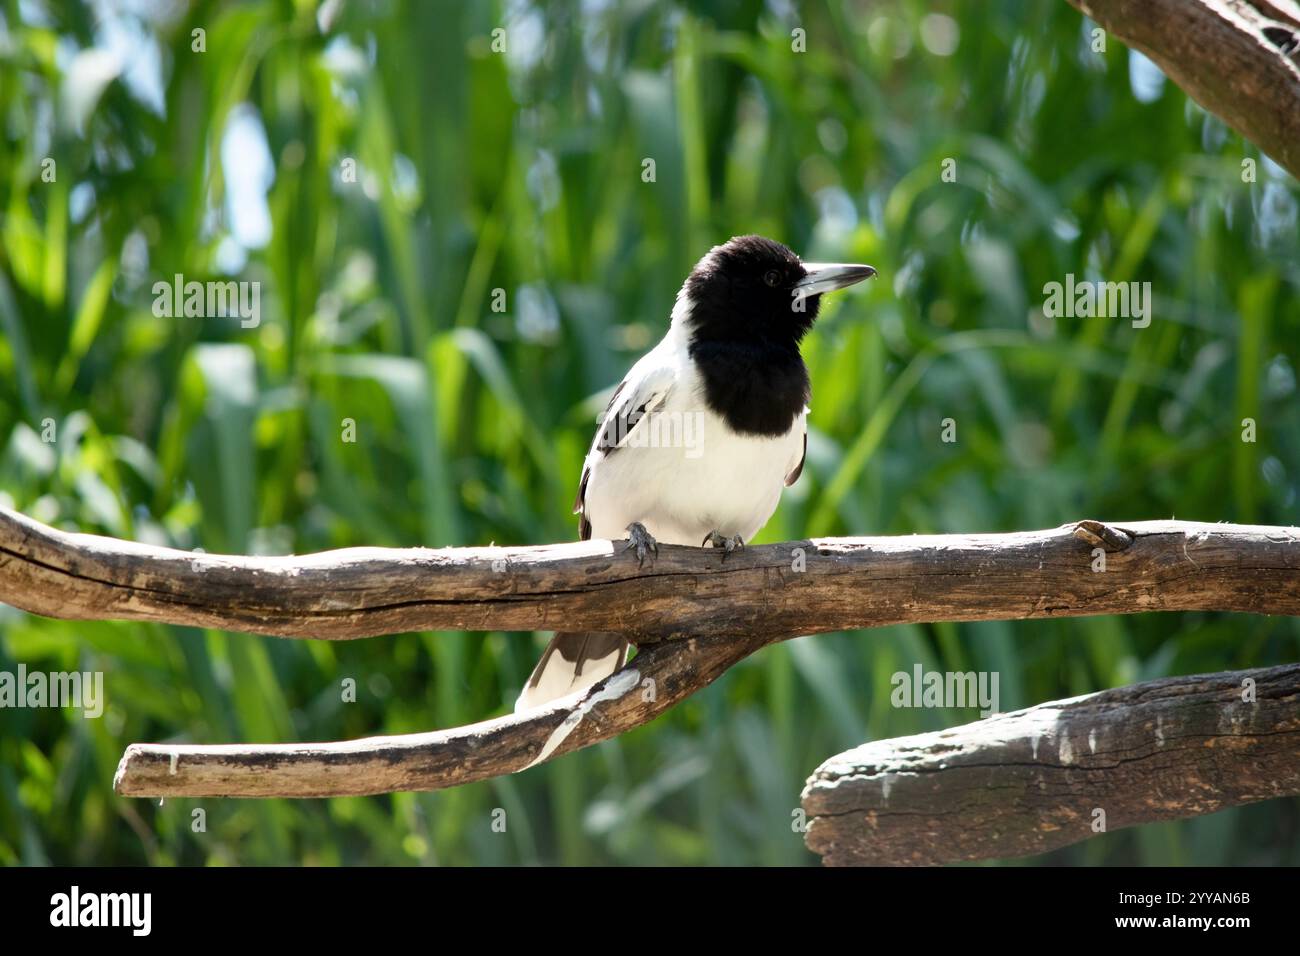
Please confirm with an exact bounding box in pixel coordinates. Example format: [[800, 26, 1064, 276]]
[[582, 330, 805, 546]]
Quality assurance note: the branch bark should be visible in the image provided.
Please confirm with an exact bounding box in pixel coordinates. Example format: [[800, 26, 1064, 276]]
[[114, 631, 767, 798], [1064, 0, 1300, 179], [3, 509, 1299, 642], [802, 663, 1300, 866], [2, 507, 1297, 802]]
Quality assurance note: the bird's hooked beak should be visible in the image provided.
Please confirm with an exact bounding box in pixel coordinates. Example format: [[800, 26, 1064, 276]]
[[794, 262, 877, 297]]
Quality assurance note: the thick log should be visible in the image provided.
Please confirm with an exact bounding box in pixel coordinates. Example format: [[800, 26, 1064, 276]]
[[1064, 0, 1300, 179], [802, 663, 1300, 866], [2, 509, 1299, 643]]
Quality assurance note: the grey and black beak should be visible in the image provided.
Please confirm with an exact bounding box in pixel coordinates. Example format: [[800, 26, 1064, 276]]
[[794, 262, 877, 297]]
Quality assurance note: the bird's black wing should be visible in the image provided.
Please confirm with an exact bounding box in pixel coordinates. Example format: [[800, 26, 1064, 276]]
[[573, 379, 624, 540], [572, 361, 676, 539], [785, 423, 807, 487]]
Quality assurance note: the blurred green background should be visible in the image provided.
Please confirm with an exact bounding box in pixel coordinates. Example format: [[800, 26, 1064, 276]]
[[1, 0, 1298, 866]]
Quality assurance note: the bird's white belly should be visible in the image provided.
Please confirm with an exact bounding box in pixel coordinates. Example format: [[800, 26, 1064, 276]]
[[583, 406, 803, 547]]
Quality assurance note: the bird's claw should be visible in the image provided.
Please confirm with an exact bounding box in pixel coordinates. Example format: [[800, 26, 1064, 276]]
[[701, 530, 744, 561], [625, 522, 659, 568]]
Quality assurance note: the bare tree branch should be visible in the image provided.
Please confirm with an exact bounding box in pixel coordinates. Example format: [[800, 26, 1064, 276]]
[[114, 632, 767, 798], [3, 509, 1299, 643], [1, 507, 1296, 803], [802, 663, 1300, 866], [1064, 0, 1300, 179]]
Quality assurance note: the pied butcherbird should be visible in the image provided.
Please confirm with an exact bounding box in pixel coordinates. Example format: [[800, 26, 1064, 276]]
[[516, 235, 875, 712]]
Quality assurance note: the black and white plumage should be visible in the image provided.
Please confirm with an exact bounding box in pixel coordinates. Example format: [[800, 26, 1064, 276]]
[[515, 235, 875, 712]]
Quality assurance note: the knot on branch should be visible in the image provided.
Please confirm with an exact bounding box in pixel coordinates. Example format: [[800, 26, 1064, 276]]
[[1072, 519, 1133, 552]]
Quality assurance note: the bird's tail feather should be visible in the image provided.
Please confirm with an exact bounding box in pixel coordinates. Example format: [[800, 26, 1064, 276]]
[[514, 631, 630, 713]]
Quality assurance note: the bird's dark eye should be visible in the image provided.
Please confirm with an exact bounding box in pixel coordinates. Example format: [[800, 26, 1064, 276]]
[[763, 269, 782, 288]]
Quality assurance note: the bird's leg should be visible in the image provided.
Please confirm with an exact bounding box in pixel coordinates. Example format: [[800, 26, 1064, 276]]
[[625, 521, 659, 568], [701, 530, 745, 561]]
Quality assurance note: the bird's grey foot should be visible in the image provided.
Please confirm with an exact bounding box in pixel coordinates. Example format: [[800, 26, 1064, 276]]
[[625, 522, 659, 568], [701, 530, 745, 561]]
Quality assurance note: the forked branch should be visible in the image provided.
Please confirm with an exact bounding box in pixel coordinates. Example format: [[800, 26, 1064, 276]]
[[0, 508, 1297, 804]]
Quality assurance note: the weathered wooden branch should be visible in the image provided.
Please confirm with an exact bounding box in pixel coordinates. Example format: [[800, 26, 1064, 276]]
[[1, 507, 1297, 802], [1064, 0, 1300, 179], [115, 631, 768, 798], [803, 663, 1300, 866], [3, 509, 1299, 642]]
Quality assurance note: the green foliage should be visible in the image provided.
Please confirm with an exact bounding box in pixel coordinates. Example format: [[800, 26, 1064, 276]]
[[1, 0, 1297, 865]]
